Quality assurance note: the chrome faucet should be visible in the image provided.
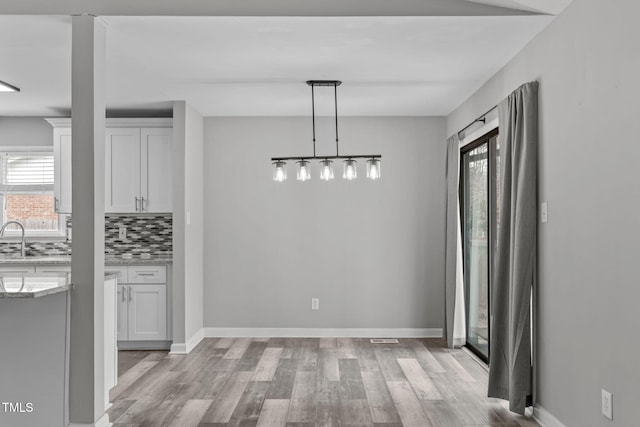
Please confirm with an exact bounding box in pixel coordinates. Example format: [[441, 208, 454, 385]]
[[0, 220, 27, 257]]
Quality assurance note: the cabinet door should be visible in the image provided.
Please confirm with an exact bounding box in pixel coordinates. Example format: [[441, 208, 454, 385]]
[[53, 128, 73, 213], [116, 284, 129, 341], [128, 284, 166, 341], [140, 128, 172, 213], [0, 266, 36, 274], [127, 265, 166, 283], [105, 128, 141, 213], [104, 277, 117, 409]]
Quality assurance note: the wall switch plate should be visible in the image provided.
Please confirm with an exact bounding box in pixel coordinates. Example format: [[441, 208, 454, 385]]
[[118, 226, 127, 240], [602, 389, 612, 420], [540, 202, 548, 223], [311, 298, 320, 311]]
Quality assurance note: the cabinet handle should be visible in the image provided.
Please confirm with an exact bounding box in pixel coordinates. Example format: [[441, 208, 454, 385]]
[[141, 196, 146, 212], [137, 273, 154, 276], [135, 197, 140, 212], [54, 198, 59, 213], [121, 288, 126, 303], [128, 286, 133, 302]]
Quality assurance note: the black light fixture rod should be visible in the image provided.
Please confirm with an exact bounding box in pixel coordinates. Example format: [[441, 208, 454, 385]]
[[311, 83, 316, 157], [271, 154, 381, 162], [334, 82, 339, 157], [0, 79, 20, 92]]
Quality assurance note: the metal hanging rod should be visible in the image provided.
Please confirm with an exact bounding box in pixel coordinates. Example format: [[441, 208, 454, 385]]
[[271, 80, 381, 164], [307, 80, 342, 87], [457, 105, 497, 138], [271, 154, 382, 162]]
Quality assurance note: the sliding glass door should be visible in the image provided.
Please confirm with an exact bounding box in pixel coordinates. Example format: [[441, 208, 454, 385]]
[[460, 129, 499, 362]]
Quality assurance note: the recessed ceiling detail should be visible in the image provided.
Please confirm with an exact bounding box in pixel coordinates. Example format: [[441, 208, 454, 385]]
[[0, 0, 545, 16], [0, 14, 554, 116], [464, 0, 575, 15]]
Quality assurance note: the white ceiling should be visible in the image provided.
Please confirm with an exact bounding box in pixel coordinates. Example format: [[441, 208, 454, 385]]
[[467, 0, 574, 15], [0, 6, 556, 117]]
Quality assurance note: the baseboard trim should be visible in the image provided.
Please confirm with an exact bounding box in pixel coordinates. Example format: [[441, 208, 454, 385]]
[[202, 327, 443, 338], [170, 328, 206, 355], [68, 412, 112, 427], [117, 340, 171, 351], [533, 404, 566, 427]]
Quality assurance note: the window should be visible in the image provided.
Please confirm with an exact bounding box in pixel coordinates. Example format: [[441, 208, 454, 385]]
[[460, 128, 500, 362], [0, 151, 64, 237]]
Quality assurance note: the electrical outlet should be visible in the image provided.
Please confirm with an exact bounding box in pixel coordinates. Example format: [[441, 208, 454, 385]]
[[602, 389, 612, 420], [311, 298, 320, 311], [118, 226, 127, 240], [540, 202, 548, 223]]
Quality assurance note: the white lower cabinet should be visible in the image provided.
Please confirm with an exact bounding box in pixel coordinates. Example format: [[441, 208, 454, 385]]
[[0, 266, 36, 274], [118, 284, 167, 341], [103, 277, 118, 411], [113, 265, 168, 348], [116, 284, 128, 342]]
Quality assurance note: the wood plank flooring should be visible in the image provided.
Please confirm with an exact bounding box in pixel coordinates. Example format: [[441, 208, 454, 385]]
[[109, 338, 540, 427]]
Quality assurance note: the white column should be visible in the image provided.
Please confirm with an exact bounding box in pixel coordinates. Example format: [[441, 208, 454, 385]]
[[69, 14, 107, 426], [171, 101, 204, 354], [171, 102, 186, 348]]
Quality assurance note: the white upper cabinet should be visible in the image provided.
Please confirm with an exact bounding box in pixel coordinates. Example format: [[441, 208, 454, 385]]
[[105, 127, 141, 213], [52, 127, 73, 214], [140, 128, 173, 213], [47, 118, 173, 214]]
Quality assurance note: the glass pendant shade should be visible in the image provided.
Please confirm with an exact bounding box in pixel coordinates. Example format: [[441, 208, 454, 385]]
[[343, 159, 357, 180], [272, 161, 287, 182], [366, 158, 381, 180], [296, 160, 311, 181], [319, 159, 334, 181]]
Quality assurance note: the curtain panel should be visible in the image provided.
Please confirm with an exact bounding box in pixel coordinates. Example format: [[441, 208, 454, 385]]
[[445, 134, 466, 348], [487, 81, 539, 414]]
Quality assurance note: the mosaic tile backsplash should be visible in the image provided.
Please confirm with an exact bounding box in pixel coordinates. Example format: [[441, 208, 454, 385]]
[[0, 215, 172, 257], [103, 215, 172, 257]]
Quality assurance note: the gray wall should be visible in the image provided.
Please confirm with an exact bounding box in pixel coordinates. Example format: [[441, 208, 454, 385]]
[[447, 0, 640, 425], [203, 116, 446, 330], [172, 101, 204, 347], [183, 103, 204, 342], [0, 116, 53, 146]]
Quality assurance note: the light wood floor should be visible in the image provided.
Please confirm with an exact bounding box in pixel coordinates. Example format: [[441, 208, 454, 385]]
[[108, 338, 540, 427]]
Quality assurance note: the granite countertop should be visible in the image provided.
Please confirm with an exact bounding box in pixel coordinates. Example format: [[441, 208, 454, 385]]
[[105, 256, 173, 265], [0, 273, 72, 298], [0, 255, 172, 265], [104, 272, 121, 280], [0, 272, 121, 298]]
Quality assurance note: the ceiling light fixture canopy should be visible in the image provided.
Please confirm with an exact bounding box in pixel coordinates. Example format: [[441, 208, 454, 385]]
[[0, 79, 20, 92], [271, 80, 381, 182]]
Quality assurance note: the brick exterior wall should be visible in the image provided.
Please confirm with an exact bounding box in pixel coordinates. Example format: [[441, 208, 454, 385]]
[[6, 194, 58, 230]]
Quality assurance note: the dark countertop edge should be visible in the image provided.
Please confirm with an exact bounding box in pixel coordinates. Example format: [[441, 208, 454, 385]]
[[0, 257, 173, 265], [105, 258, 173, 265], [0, 283, 73, 299]]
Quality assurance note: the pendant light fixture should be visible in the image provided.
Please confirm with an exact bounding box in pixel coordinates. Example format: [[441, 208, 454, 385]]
[[366, 158, 381, 180], [296, 160, 311, 181], [271, 80, 381, 182], [272, 160, 287, 182], [319, 159, 334, 181], [343, 159, 357, 180]]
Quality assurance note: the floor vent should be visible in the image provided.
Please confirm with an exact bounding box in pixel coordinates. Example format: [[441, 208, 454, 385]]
[[370, 339, 399, 344]]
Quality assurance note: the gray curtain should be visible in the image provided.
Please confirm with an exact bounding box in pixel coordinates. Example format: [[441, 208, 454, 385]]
[[488, 81, 538, 414], [445, 134, 466, 348]]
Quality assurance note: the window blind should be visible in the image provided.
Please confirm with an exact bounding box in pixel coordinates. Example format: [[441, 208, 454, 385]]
[[2, 153, 54, 186]]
